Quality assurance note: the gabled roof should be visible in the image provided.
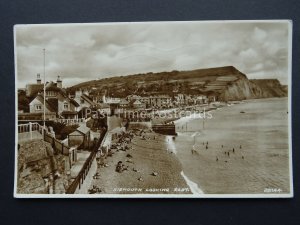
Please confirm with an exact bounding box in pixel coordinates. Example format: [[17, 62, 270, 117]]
[[99, 103, 110, 108], [76, 125, 90, 134], [47, 98, 58, 112], [149, 95, 171, 99], [81, 94, 96, 106], [70, 98, 80, 107], [119, 99, 129, 105], [33, 95, 56, 112], [32, 93, 79, 112], [43, 81, 61, 92], [133, 99, 142, 105]]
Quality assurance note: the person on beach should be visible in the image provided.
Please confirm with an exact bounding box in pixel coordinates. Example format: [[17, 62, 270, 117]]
[[228, 152, 230, 157], [116, 161, 127, 173], [206, 145, 208, 150], [216, 157, 218, 162], [240, 145, 242, 149], [221, 145, 223, 148], [233, 148, 235, 153]]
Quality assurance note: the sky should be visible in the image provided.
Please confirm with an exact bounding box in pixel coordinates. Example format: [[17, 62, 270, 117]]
[[15, 21, 291, 88]]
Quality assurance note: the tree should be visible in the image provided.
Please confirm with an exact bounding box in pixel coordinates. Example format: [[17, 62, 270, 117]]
[[18, 91, 30, 112]]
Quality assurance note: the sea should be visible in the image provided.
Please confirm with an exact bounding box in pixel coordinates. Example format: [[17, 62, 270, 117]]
[[165, 97, 291, 194]]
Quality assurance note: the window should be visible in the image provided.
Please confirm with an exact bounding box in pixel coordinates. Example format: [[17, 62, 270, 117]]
[[64, 103, 68, 110], [35, 105, 42, 111]]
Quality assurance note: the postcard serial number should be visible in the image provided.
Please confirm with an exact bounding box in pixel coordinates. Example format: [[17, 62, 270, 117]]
[[264, 188, 282, 193]]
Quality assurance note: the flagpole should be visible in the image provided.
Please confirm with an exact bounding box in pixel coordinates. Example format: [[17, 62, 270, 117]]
[[43, 48, 46, 132]]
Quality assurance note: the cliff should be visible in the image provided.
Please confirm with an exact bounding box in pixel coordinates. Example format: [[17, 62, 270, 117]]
[[219, 78, 287, 101], [68, 66, 287, 101]]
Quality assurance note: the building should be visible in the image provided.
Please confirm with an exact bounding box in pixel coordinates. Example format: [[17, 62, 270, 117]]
[[119, 99, 129, 108], [29, 93, 79, 119], [25, 74, 44, 98], [131, 99, 146, 109], [174, 94, 185, 106], [73, 89, 96, 112], [196, 95, 208, 104], [68, 125, 91, 149], [28, 77, 80, 119], [149, 95, 172, 108]]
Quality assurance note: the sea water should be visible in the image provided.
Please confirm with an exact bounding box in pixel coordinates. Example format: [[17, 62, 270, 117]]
[[168, 98, 290, 194]]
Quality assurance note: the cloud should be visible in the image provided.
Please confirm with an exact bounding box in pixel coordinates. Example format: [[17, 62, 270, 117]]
[[15, 21, 290, 88], [252, 27, 267, 43]]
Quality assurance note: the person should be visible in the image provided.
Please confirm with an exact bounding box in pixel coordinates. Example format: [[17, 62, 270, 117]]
[[116, 161, 125, 173], [216, 157, 218, 162], [221, 145, 223, 148], [233, 148, 235, 153], [240, 145, 242, 149]]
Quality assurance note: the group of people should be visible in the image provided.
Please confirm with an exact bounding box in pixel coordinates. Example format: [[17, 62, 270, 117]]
[[191, 141, 245, 162]]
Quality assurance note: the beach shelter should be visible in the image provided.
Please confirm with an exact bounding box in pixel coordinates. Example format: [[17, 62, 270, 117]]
[[68, 125, 91, 149]]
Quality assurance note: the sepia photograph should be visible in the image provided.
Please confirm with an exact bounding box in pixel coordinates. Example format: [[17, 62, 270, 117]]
[[14, 20, 293, 198]]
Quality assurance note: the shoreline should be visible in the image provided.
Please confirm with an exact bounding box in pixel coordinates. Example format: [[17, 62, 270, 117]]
[[172, 97, 290, 194], [180, 171, 204, 195]]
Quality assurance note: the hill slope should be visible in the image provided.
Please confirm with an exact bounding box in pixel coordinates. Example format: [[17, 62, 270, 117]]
[[68, 66, 287, 101]]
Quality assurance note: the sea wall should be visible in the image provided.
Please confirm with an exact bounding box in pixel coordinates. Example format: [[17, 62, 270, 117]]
[[128, 122, 152, 130]]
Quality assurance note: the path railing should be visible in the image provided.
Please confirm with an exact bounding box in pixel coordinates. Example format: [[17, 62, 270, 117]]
[[43, 132, 70, 155], [56, 118, 86, 125], [18, 122, 70, 155], [18, 122, 44, 134], [18, 122, 45, 141], [65, 128, 107, 194]]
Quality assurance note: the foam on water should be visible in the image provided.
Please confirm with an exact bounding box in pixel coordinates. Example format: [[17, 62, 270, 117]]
[[181, 171, 204, 195], [165, 136, 177, 154]]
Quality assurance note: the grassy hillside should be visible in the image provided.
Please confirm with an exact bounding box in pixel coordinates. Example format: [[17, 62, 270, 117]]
[[67, 66, 287, 100]]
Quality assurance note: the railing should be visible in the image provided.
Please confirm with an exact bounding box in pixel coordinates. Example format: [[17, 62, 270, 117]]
[[44, 132, 70, 155], [56, 118, 86, 125], [18, 122, 45, 142], [18, 122, 44, 134], [18, 122, 70, 155], [65, 128, 107, 194]]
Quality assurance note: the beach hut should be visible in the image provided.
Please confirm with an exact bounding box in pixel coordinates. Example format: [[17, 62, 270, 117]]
[[68, 125, 91, 149]]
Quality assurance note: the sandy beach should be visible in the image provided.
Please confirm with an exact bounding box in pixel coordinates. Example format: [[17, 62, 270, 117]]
[[89, 130, 192, 195]]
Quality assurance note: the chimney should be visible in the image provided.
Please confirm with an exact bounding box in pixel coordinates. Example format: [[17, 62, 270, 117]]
[[57, 75, 62, 88], [37, 74, 41, 84], [75, 89, 82, 98]]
